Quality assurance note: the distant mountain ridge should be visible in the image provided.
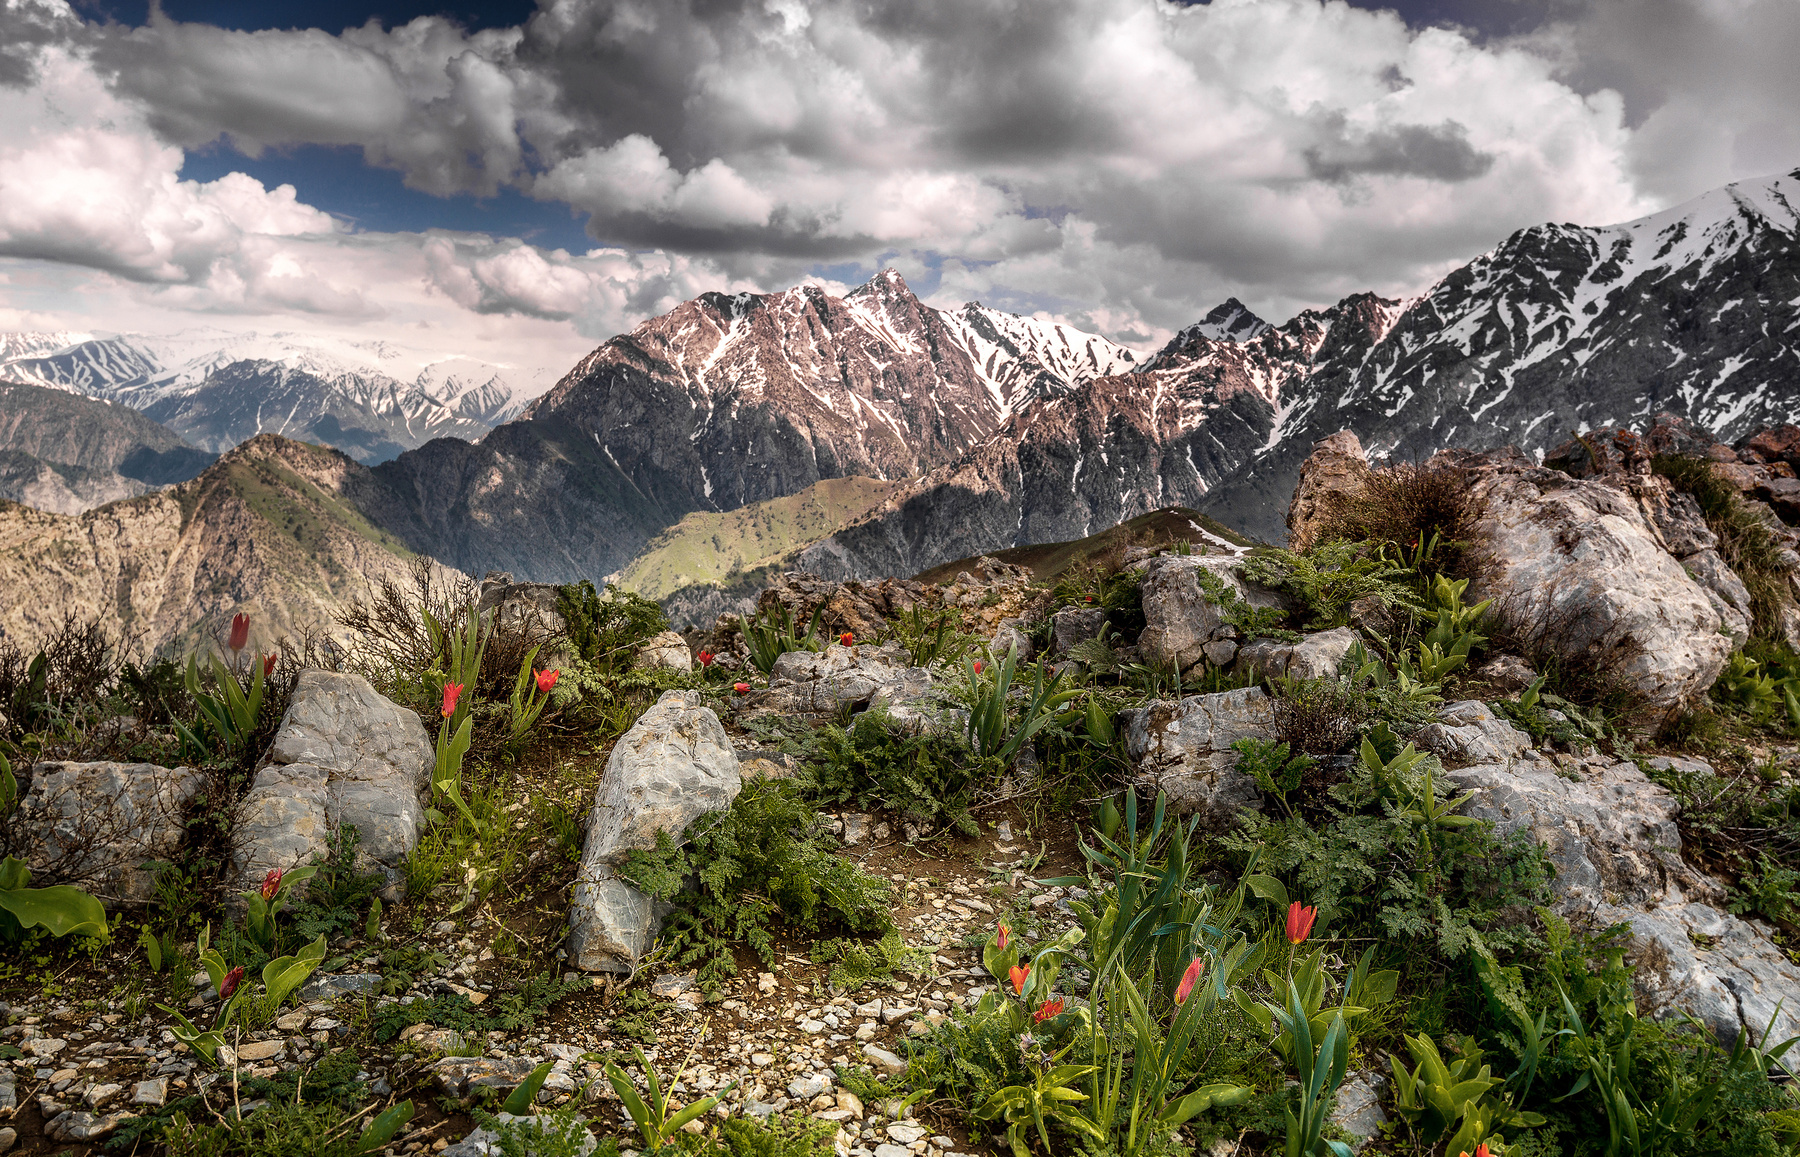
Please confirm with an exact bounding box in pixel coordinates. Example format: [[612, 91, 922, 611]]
[[0, 381, 213, 513], [0, 328, 553, 465]]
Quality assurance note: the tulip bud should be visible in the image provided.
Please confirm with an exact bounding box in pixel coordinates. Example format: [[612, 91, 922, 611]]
[[219, 965, 245, 1001], [733, 681, 750, 694], [441, 683, 464, 718], [535, 669, 559, 694], [263, 653, 277, 678], [259, 868, 282, 902], [228, 613, 250, 652], [697, 651, 714, 666]]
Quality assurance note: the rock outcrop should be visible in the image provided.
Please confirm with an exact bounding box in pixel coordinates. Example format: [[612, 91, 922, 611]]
[[1286, 431, 1371, 552], [16, 761, 204, 905], [1233, 628, 1360, 683], [746, 643, 936, 720], [1119, 688, 1277, 830], [567, 691, 742, 973], [1460, 454, 1741, 713], [1426, 704, 1800, 1049], [232, 670, 433, 894]]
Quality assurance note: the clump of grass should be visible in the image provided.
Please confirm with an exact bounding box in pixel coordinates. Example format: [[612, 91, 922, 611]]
[[1315, 462, 1479, 579]]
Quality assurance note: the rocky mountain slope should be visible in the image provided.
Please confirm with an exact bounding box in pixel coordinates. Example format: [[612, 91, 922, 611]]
[[374, 271, 1141, 580], [1200, 167, 1800, 539], [801, 169, 1800, 570], [0, 435, 448, 654], [0, 381, 213, 513], [0, 329, 545, 464]]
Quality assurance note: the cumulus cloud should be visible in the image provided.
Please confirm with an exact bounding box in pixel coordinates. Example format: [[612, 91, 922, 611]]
[[1, 0, 1795, 350]]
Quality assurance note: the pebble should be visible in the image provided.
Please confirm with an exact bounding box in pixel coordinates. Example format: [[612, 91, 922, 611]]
[[133, 1078, 168, 1106], [0, 1126, 14, 1154], [235, 1039, 285, 1063], [788, 1072, 832, 1099], [861, 1044, 906, 1074]]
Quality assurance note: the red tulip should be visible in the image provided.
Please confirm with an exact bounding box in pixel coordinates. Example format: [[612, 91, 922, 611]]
[[259, 868, 282, 902], [535, 668, 559, 694], [228, 613, 250, 652], [995, 922, 1009, 952], [441, 683, 463, 718], [1458, 1146, 1492, 1157], [973, 660, 984, 674], [733, 681, 750, 694], [697, 651, 714, 667], [218, 966, 244, 1001], [1009, 964, 1029, 995], [263, 653, 277, 678], [1286, 901, 1317, 945], [1032, 998, 1064, 1023], [1174, 956, 1204, 1006], [839, 632, 854, 647]]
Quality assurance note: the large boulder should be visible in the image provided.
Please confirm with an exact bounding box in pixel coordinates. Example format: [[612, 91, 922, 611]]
[[1137, 556, 1286, 675], [16, 762, 205, 905], [567, 691, 741, 973], [1287, 431, 1371, 551], [232, 670, 432, 892], [1050, 607, 1108, 658], [1460, 459, 1740, 714], [1120, 688, 1277, 830], [1430, 703, 1800, 1049]]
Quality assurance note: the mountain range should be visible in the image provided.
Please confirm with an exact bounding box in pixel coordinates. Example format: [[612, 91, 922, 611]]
[[3, 167, 1797, 648], [0, 329, 551, 464]]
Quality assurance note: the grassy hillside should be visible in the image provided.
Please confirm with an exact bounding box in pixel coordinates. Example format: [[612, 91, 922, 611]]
[[912, 505, 1257, 585], [612, 475, 905, 598]]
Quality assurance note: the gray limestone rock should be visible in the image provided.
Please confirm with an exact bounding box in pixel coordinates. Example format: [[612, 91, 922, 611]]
[[1414, 700, 1535, 766], [989, 617, 1036, 663], [1120, 688, 1276, 829], [232, 670, 431, 890], [634, 630, 694, 673], [760, 643, 934, 715], [442, 1113, 597, 1157], [1466, 466, 1738, 713], [16, 761, 204, 904], [1329, 1069, 1388, 1152], [1050, 608, 1108, 658], [1138, 555, 1287, 674], [567, 691, 741, 973], [1447, 746, 1800, 1049], [1233, 627, 1360, 683]]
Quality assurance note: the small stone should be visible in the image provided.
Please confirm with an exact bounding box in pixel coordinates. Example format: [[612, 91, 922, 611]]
[[651, 972, 698, 999], [789, 1072, 832, 1099], [874, 1145, 911, 1157], [854, 1023, 877, 1042], [887, 1123, 928, 1144], [801, 1019, 827, 1033], [26, 1038, 67, 1059], [0, 1126, 15, 1153], [758, 973, 778, 994], [837, 1091, 865, 1118], [275, 1010, 309, 1031], [297, 973, 382, 1002], [995, 821, 1013, 843], [751, 1052, 776, 1067], [235, 1039, 285, 1062], [133, 1078, 168, 1107], [861, 1044, 906, 1074], [880, 1005, 916, 1025], [83, 1083, 122, 1108]]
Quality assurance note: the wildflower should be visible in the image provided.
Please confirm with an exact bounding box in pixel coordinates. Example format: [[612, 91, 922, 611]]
[[259, 868, 282, 902], [1286, 901, 1318, 945], [1457, 1146, 1492, 1157], [697, 650, 714, 667], [228, 613, 249, 652], [263, 653, 277, 677], [996, 922, 1009, 952], [733, 682, 750, 694], [535, 669, 559, 694], [839, 632, 854, 646], [218, 966, 245, 1001], [1009, 964, 1029, 995], [1174, 956, 1204, 1005], [1032, 998, 1064, 1023], [973, 659, 984, 674], [441, 683, 463, 718]]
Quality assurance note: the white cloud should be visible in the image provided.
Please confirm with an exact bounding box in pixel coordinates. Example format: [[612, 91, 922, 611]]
[[0, 0, 1793, 354]]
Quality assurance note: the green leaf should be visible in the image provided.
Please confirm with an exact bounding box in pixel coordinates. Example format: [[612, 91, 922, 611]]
[[356, 1101, 414, 1152], [1245, 873, 1289, 910], [501, 1061, 555, 1115], [0, 877, 108, 939]]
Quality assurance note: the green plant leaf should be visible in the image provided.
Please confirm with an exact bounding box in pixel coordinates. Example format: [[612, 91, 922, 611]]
[[356, 1101, 414, 1152], [501, 1061, 555, 1115]]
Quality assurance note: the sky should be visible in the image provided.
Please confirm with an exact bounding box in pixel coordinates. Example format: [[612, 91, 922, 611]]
[[0, 0, 1796, 382]]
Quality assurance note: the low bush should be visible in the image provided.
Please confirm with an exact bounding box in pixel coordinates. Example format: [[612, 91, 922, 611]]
[[1238, 541, 1418, 629], [804, 710, 992, 836], [1314, 461, 1479, 579]]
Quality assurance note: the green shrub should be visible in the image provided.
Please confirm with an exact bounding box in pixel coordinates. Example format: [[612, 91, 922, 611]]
[[617, 776, 893, 994], [370, 973, 584, 1042], [803, 710, 990, 836], [1237, 541, 1418, 629], [557, 580, 670, 672]]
